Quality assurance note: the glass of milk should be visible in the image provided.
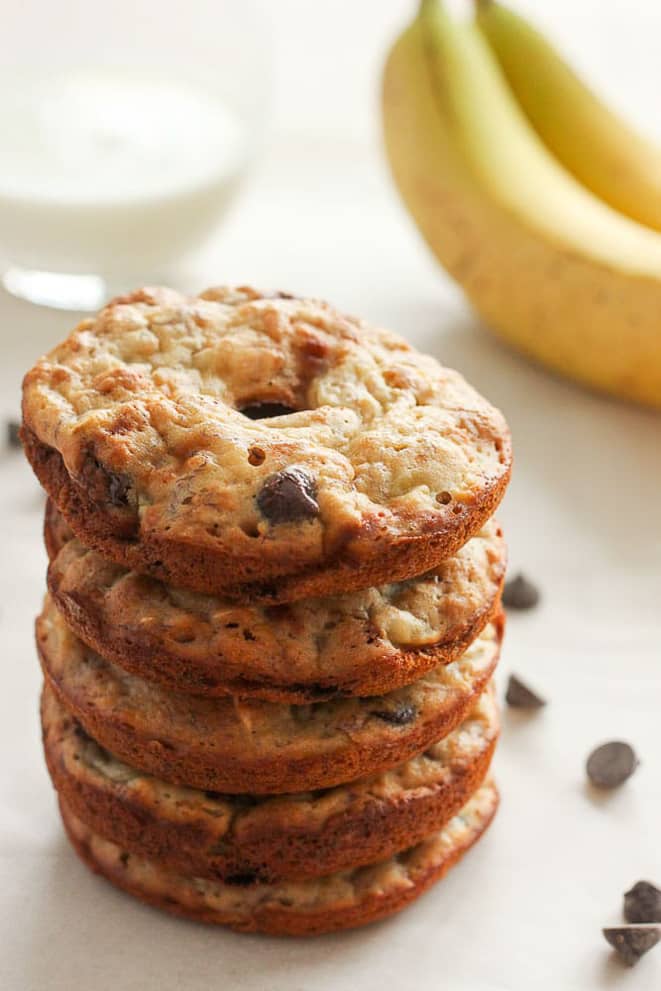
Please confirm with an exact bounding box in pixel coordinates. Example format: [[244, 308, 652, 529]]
[[0, 0, 271, 309]]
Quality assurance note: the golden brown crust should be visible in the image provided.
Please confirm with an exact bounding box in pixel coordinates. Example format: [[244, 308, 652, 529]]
[[37, 596, 503, 794], [42, 682, 498, 882], [44, 500, 506, 702], [21, 287, 511, 603], [26, 425, 510, 604], [58, 781, 499, 936]]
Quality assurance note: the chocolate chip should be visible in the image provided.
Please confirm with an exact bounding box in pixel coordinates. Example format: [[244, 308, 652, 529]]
[[107, 471, 132, 507], [625, 882, 661, 924], [586, 741, 639, 789], [256, 467, 319, 524], [502, 573, 540, 610], [371, 704, 417, 726], [79, 450, 133, 509], [7, 420, 21, 448], [505, 674, 546, 709], [75, 449, 138, 538], [603, 926, 661, 966]]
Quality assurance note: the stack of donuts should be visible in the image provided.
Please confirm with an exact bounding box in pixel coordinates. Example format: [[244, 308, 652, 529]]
[[21, 286, 512, 936]]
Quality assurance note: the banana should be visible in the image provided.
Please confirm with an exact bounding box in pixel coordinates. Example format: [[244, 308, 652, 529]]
[[476, 0, 661, 233], [381, 0, 661, 408]]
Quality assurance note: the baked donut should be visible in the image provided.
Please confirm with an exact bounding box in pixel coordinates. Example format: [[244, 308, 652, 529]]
[[59, 780, 498, 936], [44, 500, 506, 702], [42, 682, 498, 883], [22, 286, 511, 602], [37, 595, 503, 794]]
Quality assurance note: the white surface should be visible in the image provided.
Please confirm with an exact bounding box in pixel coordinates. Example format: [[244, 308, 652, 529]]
[[1, 2, 660, 989]]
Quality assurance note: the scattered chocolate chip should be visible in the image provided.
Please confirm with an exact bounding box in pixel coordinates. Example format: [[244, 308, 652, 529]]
[[371, 704, 417, 726], [625, 882, 661, 924], [505, 674, 546, 709], [586, 741, 639, 789], [603, 926, 661, 967], [502, 573, 540, 610], [7, 420, 21, 448], [256, 467, 319, 524], [239, 403, 297, 420]]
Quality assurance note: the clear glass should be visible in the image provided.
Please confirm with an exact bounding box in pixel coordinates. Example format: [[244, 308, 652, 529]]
[[0, 0, 271, 309]]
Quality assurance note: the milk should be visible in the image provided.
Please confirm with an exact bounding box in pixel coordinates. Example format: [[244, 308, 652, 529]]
[[0, 69, 247, 281]]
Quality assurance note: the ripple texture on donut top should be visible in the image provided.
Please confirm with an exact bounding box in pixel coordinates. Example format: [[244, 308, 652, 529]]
[[22, 286, 511, 586]]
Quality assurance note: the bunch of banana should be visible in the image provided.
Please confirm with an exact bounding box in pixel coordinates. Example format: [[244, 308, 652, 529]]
[[382, 0, 661, 408]]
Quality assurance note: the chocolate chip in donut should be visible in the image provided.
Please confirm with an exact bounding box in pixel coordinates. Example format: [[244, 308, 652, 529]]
[[22, 285, 512, 600], [370, 704, 417, 726], [256, 467, 319, 525], [78, 449, 133, 510]]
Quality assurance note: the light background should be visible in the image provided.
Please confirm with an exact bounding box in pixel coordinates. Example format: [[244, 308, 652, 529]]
[[1, 2, 659, 989]]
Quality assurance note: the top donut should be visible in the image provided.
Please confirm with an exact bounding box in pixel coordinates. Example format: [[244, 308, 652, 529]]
[[22, 286, 511, 602]]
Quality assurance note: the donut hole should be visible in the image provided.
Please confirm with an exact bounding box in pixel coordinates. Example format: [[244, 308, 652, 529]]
[[239, 402, 297, 420]]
